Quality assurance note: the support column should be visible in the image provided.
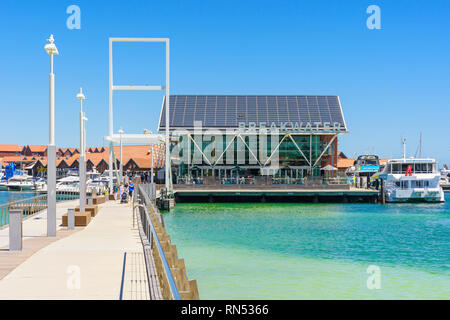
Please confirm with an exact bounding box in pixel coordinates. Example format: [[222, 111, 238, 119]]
[[9, 210, 22, 251], [67, 208, 75, 230], [47, 144, 56, 237], [79, 154, 86, 212], [108, 142, 114, 193]]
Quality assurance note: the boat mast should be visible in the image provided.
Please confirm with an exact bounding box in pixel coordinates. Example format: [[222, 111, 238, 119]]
[[419, 132, 422, 158], [402, 138, 406, 161]]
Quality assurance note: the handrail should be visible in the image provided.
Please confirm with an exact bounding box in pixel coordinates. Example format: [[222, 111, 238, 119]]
[[143, 204, 180, 300], [0, 191, 80, 227], [6, 194, 46, 207], [137, 185, 180, 300]]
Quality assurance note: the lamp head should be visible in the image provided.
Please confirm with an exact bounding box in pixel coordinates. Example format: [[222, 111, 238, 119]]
[[118, 129, 124, 134], [76, 88, 86, 100], [44, 34, 59, 55]]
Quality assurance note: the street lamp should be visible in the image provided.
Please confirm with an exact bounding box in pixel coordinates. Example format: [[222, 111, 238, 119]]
[[45, 34, 58, 237], [118, 128, 124, 184], [77, 88, 86, 212]]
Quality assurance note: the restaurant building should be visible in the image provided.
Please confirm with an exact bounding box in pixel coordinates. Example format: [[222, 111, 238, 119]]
[[159, 95, 348, 184]]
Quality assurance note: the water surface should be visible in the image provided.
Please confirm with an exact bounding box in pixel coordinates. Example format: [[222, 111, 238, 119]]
[[164, 194, 450, 299]]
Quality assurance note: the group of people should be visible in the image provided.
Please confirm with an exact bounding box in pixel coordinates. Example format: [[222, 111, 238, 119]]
[[112, 181, 134, 202]]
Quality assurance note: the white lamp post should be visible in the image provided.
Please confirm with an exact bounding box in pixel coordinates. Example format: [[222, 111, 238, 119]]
[[44, 34, 58, 237], [118, 128, 124, 184], [77, 88, 86, 212]]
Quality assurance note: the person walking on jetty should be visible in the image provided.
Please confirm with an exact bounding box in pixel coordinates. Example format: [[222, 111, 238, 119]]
[[113, 183, 119, 200], [119, 184, 125, 201], [128, 182, 134, 201]]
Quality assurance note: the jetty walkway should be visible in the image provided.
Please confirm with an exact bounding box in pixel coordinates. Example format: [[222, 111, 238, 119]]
[[0, 199, 153, 299]]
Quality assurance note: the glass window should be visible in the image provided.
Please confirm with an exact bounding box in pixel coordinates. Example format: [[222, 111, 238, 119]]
[[392, 164, 400, 173], [414, 163, 421, 173]]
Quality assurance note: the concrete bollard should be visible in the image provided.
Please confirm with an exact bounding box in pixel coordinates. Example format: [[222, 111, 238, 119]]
[[67, 208, 75, 230], [9, 209, 23, 251]]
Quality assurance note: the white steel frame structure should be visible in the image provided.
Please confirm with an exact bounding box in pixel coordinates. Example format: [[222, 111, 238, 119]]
[[104, 38, 170, 192], [181, 131, 340, 171]]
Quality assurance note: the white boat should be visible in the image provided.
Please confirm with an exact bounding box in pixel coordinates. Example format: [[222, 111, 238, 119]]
[[5, 174, 36, 191], [0, 181, 8, 191], [372, 158, 445, 203], [440, 166, 450, 192], [39, 172, 106, 195]]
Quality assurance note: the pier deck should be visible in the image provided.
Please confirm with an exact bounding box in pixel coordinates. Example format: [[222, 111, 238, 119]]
[[0, 199, 156, 300]]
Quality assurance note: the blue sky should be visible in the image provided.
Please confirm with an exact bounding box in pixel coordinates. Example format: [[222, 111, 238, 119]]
[[1, 0, 449, 165]]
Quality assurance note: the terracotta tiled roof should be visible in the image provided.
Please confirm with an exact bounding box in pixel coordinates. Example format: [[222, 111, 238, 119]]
[[36, 158, 47, 166], [1, 155, 24, 162], [27, 145, 48, 152], [85, 152, 109, 166], [125, 157, 153, 169], [66, 153, 80, 166], [0, 144, 165, 169], [56, 158, 69, 166], [337, 158, 355, 168], [0, 144, 22, 152]]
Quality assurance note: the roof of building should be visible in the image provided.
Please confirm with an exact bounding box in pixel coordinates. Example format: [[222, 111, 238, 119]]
[[0, 145, 165, 169], [159, 95, 347, 131], [337, 158, 355, 168], [0, 155, 33, 164], [56, 158, 69, 167], [36, 158, 47, 166], [0, 144, 22, 152], [27, 145, 48, 152], [337, 150, 348, 159], [125, 157, 153, 169]]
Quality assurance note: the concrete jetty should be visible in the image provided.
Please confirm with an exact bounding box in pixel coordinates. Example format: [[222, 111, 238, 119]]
[[0, 199, 153, 300]]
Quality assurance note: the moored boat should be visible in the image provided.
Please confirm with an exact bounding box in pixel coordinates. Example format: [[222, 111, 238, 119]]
[[371, 158, 445, 203]]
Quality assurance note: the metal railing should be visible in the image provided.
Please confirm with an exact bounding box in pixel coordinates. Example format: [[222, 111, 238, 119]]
[[177, 176, 352, 186], [136, 185, 180, 300], [0, 191, 80, 227]]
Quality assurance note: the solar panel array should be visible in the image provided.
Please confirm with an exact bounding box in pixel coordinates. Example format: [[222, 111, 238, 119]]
[[159, 95, 346, 130]]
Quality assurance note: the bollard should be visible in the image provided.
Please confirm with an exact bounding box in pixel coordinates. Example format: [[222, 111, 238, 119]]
[[88, 198, 93, 206], [67, 208, 75, 230], [9, 209, 23, 251]]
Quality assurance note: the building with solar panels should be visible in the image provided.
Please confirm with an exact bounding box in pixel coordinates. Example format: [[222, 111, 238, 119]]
[[158, 95, 347, 185]]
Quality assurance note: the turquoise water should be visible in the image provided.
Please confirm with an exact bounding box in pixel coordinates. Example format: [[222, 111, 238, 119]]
[[0, 191, 35, 205], [0, 191, 78, 226], [164, 194, 450, 299]]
